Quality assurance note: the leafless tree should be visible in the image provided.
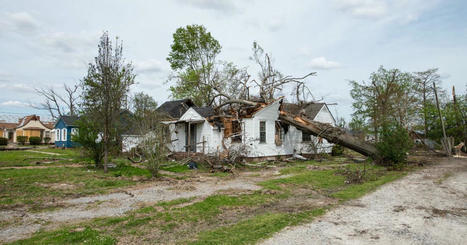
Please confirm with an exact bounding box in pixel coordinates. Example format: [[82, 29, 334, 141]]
[[250, 42, 316, 103], [34, 84, 79, 120]]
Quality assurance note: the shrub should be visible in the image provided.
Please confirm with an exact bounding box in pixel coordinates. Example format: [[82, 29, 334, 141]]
[[29, 136, 42, 145], [17, 136, 28, 145], [0, 137, 8, 145], [331, 144, 344, 156], [44, 137, 51, 144], [376, 123, 412, 168]]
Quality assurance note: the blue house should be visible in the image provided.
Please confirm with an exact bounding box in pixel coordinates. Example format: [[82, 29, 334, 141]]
[[54, 116, 80, 148]]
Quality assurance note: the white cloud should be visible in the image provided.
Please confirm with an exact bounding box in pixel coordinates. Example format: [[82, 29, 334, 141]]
[[0, 100, 30, 107], [309, 57, 341, 70], [0, 82, 35, 93], [333, 0, 441, 23], [41, 32, 96, 53], [334, 0, 387, 19], [0, 12, 40, 35], [175, 0, 238, 13], [134, 59, 166, 74]]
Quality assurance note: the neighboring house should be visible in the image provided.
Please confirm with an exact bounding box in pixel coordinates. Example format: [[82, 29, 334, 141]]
[[54, 116, 79, 148], [0, 122, 17, 142], [162, 98, 336, 159], [14, 115, 55, 144]]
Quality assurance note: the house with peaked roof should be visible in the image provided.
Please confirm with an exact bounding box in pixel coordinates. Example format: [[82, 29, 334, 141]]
[[162, 99, 336, 159], [14, 115, 55, 144], [0, 122, 18, 142], [54, 115, 80, 148]]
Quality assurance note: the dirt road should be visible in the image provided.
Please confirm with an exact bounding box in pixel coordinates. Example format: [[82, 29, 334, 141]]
[[262, 157, 467, 245]]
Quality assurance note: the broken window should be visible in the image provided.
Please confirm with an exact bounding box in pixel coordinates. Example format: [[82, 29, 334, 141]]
[[259, 121, 266, 143], [302, 131, 311, 142], [231, 120, 242, 143], [275, 122, 283, 146]]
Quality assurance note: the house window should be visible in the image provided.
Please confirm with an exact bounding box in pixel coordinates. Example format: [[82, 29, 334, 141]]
[[302, 131, 311, 142], [56, 129, 60, 141], [275, 122, 283, 146], [45, 131, 50, 138], [259, 121, 266, 143], [71, 128, 78, 141], [231, 120, 242, 143], [61, 128, 67, 141]]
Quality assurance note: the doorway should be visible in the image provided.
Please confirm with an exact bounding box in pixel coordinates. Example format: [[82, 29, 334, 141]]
[[185, 123, 197, 152]]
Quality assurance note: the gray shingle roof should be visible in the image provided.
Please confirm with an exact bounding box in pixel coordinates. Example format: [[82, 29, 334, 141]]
[[282, 102, 325, 120], [157, 99, 195, 119], [193, 107, 215, 118], [61, 116, 80, 126]]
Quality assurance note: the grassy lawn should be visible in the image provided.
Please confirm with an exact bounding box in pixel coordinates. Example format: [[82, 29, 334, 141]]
[[0, 148, 85, 167], [0, 164, 151, 211], [10, 156, 412, 245]]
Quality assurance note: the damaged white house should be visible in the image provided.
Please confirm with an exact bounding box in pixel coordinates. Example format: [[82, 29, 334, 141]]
[[157, 98, 336, 160]]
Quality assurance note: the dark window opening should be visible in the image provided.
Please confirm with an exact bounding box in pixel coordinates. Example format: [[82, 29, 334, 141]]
[[275, 122, 283, 146], [232, 120, 242, 143], [259, 121, 266, 143], [302, 131, 311, 142]]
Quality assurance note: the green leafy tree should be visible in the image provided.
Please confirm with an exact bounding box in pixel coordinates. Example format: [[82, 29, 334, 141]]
[[167, 24, 221, 106], [376, 122, 412, 167], [73, 118, 104, 167], [350, 66, 416, 142], [132, 92, 158, 119], [413, 68, 442, 137], [81, 31, 135, 172]]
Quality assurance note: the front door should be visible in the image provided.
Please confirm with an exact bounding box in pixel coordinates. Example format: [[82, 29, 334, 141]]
[[185, 123, 197, 152], [8, 131, 13, 142]]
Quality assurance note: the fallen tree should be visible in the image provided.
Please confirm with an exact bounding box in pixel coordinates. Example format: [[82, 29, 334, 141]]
[[279, 113, 378, 158]]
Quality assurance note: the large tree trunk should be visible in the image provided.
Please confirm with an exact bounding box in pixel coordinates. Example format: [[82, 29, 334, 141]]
[[279, 114, 378, 158]]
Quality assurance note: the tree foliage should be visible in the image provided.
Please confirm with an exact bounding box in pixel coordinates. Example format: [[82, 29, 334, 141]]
[[350, 66, 416, 142], [131, 94, 169, 177], [80, 31, 135, 172], [376, 123, 412, 167], [167, 24, 222, 106], [73, 117, 104, 167]]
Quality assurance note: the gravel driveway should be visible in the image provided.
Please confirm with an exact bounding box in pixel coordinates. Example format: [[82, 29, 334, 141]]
[[262, 157, 467, 245]]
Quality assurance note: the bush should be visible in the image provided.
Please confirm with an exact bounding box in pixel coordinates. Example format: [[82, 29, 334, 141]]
[[29, 136, 42, 145], [331, 144, 344, 156], [44, 137, 51, 144], [376, 123, 412, 168], [0, 137, 7, 146], [17, 136, 28, 145]]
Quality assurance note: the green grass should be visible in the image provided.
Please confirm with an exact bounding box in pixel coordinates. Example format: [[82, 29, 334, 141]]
[[331, 171, 406, 201], [0, 148, 84, 167], [10, 227, 115, 245], [161, 164, 190, 173], [190, 209, 326, 245], [8, 156, 411, 244], [0, 164, 149, 210]]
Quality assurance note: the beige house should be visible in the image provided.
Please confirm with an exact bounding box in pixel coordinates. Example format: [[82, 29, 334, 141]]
[[13, 115, 55, 143]]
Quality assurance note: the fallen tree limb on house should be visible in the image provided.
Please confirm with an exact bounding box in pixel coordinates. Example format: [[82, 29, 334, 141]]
[[279, 113, 378, 158]]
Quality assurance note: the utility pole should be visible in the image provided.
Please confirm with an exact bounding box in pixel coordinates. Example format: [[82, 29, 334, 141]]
[[433, 82, 450, 156]]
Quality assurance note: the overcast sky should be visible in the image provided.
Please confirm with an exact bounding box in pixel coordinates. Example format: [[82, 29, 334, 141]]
[[0, 0, 466, 121]]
